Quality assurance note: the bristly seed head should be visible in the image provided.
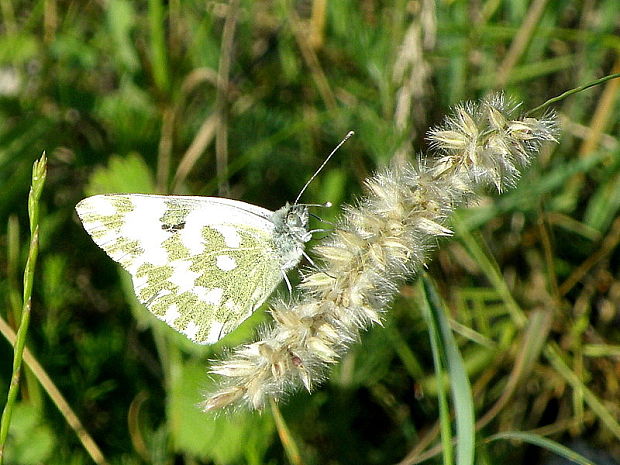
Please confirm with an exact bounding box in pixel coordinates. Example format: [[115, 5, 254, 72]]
[[203, 93, 558, 412]]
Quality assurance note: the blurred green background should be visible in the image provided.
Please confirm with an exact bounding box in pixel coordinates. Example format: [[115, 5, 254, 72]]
[[1, 0, 619, 464]]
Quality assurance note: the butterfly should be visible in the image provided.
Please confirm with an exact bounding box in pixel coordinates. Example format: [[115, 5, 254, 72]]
[[76, 194, 311, 344], [76, 132, 352, 344]]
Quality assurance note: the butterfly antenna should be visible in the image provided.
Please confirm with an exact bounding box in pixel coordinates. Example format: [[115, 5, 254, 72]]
[[294, 131, 355, 205], [301, 201, 332, 209]]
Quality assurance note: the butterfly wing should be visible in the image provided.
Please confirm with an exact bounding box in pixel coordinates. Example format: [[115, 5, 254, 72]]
[[76, 194, 285, 344]]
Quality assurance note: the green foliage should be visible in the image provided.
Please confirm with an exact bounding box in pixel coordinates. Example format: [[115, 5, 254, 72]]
[[85, 153, 155, 196], [169, 361, 275, 464], [0, 0, 619, 464], [1, 403, 55, 465]]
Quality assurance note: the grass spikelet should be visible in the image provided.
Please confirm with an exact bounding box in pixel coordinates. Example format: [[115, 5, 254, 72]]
[[202, 93, 558, 412]]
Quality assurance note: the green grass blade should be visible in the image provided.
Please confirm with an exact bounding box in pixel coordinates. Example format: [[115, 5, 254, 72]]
[[419, 278, 453, 465], [486, 431, 599, 465], [148, 0, 170, 93], [423, 278, 476, 465]]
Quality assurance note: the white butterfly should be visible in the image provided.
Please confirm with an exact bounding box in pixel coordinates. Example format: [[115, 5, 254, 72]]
[[76, 132, 352, 344], [76, 194, 311, 344]]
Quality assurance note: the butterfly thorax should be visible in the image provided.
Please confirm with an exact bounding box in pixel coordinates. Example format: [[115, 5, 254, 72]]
[[270, 203, 311, 271]]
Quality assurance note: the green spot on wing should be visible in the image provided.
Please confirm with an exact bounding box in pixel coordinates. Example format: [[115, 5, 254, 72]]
[[79, 196, 143, 262], [111, 196, 135, 214], [79, 196, 135, 238], [160, 200, 191, 228], [136, 263, 177, 302], [162, 233, 191, 261], [133, 224, 285, 343], [149, 292, 224, 343], [107, 238, 143, 265]]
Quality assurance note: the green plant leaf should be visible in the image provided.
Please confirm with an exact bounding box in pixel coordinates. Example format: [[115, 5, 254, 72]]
[[422, 277, 476, 465], [168, 360, 275, 464], [85, 152, 155, 196]]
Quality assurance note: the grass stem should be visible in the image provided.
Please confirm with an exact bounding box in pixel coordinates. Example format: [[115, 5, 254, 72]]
[[0, 154, 47, 463]]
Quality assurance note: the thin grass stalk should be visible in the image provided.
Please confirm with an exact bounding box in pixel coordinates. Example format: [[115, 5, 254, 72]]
[[286, 0, 337, 111], [526, 73, 620, 116], [214, 0, 239, 197], [270, 399, 305, 465], [494, 0, 550, 88], [484, 431, 597, 465], [6, 214, 44, 415], [0, 153, 47, 463]]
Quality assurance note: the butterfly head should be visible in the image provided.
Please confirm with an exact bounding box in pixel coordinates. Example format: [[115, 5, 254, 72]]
[[271, 203, 311, 270]]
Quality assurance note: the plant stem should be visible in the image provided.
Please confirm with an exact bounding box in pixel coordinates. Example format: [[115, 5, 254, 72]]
[[0, 153, 47, 463], [527, 72, 620, 116]]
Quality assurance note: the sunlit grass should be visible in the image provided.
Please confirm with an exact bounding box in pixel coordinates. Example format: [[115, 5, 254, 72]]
[[0, 0, 619, 464]]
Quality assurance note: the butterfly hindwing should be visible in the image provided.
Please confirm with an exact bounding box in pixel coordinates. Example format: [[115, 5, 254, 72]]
[[76, 194, 286, 344]]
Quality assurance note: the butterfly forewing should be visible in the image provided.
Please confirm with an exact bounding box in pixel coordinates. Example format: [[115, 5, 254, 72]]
[[76, 194, 287, 344]]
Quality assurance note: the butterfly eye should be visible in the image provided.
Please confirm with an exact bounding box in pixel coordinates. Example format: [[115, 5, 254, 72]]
[[287, 212, 298, 226]]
